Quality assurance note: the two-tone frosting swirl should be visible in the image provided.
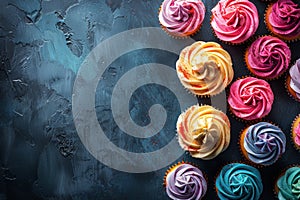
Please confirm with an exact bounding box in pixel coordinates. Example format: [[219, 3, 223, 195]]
[[166, 163, 207, 200], [159, 0, 205, 37], [294, 122, 300, 147], [243, 122, 286, 166], [211, 0, 259, 44], [228, 77, 274, 121], [277, 166, 300, 200], [247, 36, 291, 79], [176, 41, 233, 96], [216, 163, 263, 200], [177, 105, 230, 160], [289, 59, 300, 99], [267, 0, 300, 39]]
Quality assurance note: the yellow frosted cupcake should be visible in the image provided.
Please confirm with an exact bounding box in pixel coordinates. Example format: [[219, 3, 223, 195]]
[[176, 41, 234, 96], [176, 105, 231, 160]]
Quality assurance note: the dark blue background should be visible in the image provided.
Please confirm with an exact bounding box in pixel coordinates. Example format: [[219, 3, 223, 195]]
[[1, 0, 300, 199]]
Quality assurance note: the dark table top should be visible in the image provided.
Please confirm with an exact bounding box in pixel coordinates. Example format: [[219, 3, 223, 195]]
[[1, 0, 300, 199]]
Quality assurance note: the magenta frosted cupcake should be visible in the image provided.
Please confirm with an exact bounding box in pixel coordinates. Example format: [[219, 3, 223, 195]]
[[158, 0, 205, 37], [265, 0, 300, 41], [228, 77, 274, 121], [164, 162, 207, 200], [245, 36, 291, 79], [211, 0, 259, 44]]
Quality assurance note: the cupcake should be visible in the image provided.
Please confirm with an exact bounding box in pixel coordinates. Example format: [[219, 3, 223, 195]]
[[291, 114, 300, 150], [164, 162, 207, 200], [176, 105, 230, 160], [211, 0, 259, 44], [158, 0, 205, 37], [245, 36, 291, 79], [265, 0, 300, 42], [275, 166, 300, 200], [286, 58, 300, 102], [215, 163, 263, 200], [228, 77, 274, 121], [240, 122, 286, 166], [176, 41, 234, 96]]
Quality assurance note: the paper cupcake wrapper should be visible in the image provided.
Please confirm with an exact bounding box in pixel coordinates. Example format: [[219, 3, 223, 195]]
[[244, 35, 291, 81], [285, 71, 300, 103], [291, 114, 300, 151], [264, 3, 300, 43]]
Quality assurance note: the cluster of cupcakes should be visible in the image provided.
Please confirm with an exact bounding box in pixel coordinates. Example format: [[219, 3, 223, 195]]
[[158, 0, 300, 199]]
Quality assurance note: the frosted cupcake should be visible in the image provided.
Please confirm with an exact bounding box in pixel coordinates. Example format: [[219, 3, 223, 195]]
[[265, 0, 300, 41], [159, 0, 205, 37], [211, 0, 259, 44], [215, 163, 263, 200], [176, 41, 234, 96], [176, 105, 230, 160], [240, 122, 286, 166], [245, 36, 291, 79], [164, 162, 207, 200], [291, 115, 300, 150], [286, 59, 300, 102], [228, 77, 274, 121], [275, 166, 300, 200]]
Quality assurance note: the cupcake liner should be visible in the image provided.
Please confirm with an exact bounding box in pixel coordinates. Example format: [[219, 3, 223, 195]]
[[264, 3, 300, 43], [291, 114, 300, 151], [285, 72, 300, 103], [244, 35, 291, 81]]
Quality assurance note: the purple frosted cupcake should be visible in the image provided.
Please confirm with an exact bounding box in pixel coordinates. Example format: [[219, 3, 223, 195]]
[[164, 162, 207, 200]]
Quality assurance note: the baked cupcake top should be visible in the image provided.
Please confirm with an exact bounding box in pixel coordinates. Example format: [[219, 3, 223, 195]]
[[211, 0, 259, 44], [177, 105, 230, 160], [176, 41, 234, 96], [246, 36, 291, 79], [159, 0, 205, 37], [228, 77, 274, 121], [165, 163, 207, 200], [289, 59, 300, 99], [277, 166, 300, 200], [266, 0, 300, 40], [243, 122, 286, 166], [216, 163, 263, 200]]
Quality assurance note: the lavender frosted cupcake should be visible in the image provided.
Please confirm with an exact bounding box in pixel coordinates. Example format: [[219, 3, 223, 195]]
[[164, 162, 207, 200], [240, 122, 286, 166], [286, 59, 300, 102]]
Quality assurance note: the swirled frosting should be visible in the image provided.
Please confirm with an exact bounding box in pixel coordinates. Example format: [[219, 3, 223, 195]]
[[277, 167, 300, 200], [177, 105, 230, 160], [176, 41, 234, 96], [211, 0, 259, 44], [159, 0, 205, 37], [216, 163, 263, 200], [247, 36, 291, 79], [289, 59, 300, 99], [228, 77, 274, 121], [166, 163, 207, 200], [294, 122, 300, 146], [267, 0, 300, 39], [243, 122, 286, 166]]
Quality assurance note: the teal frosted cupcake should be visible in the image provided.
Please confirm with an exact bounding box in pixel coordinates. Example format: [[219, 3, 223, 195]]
[[276, 166, 300, 200], [215, 163, 263, 200]]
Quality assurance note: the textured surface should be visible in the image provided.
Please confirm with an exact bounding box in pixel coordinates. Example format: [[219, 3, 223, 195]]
[[0, 0, 300, 199]]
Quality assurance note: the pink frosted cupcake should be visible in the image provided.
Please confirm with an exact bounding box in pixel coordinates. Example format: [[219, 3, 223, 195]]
[[228, 77, 274, 121], [158, 0, 205, 37], [245, 36, 291, 80], [211, 0, 259, 44], [265, 0, 300, 41]]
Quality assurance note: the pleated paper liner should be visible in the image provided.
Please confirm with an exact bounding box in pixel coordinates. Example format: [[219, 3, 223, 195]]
[[273, 164, 300, 199], [158, 4, 203, 39], [285, 72, 300, 103], [291, 114, 300, 151], [244, 35, 291, 81], [264, 3, 300, 43], [238, 121, 286, 169], [227, 76, 272, 123]]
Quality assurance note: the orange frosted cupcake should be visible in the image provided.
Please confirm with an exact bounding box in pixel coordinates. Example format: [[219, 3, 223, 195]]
[[158, 0, 205, 37], [286, 59, 300, 102], [164, 162, 207, 200], [265, 0, 300, 42], [291, 115, 300, 150]]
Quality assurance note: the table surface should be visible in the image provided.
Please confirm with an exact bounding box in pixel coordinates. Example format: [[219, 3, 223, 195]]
[[1, 0, 300, 199]]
